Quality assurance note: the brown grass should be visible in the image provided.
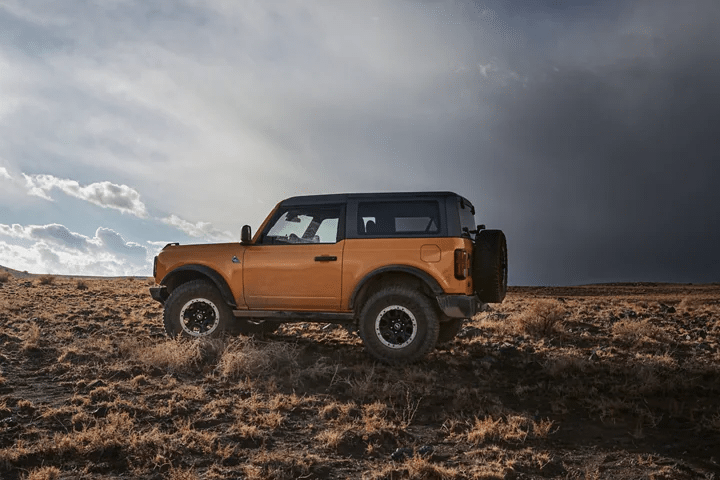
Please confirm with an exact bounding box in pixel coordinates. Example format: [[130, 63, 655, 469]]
[[464, 415, 554, 445], [0, 271, 10, 283], [243, 450, 324, 480], [367, 456, 461, 480], [611, 318, 668, 344], [36, 275, 55, 285], [126, 337, 225, 374], [513, 299, 566, 336], [218, 337, 298, 378], [0, 280, 718, 479], [25, 466, 61, 480], [21, 322, 42, 352]]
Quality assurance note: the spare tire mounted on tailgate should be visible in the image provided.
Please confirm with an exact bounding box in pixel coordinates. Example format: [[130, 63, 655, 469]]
[[473, 229, 508, 303]]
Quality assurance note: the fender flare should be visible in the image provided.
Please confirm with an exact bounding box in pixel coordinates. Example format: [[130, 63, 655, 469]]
[[348, 265, 444, 310], [161, 265, 236, 307]]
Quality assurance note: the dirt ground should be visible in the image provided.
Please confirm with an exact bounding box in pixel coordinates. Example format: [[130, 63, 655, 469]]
[[0, 270, 719, 479]]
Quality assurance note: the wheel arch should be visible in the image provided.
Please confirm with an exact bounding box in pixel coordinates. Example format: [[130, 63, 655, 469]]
[[349, 265, 444, 312], [160, 265, 236, 307]]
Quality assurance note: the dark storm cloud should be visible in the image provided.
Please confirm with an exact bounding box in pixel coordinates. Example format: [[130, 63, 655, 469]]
[[242, 0, 718, 286], [479, 0, 720, 285]]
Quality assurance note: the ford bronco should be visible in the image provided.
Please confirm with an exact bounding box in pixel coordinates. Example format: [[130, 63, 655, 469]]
[[150, 192, 507, 363]]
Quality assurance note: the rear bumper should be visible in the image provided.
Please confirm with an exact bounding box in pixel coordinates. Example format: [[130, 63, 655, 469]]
[[436, 294, 482, 319], [149, 286, 169, 305]]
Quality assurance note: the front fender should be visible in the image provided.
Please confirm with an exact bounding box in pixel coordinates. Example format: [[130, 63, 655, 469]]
[[161, 265, 237, 307]]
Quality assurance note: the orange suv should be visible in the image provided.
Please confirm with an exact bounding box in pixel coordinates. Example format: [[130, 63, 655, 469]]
[[150, 192, 507, 363]]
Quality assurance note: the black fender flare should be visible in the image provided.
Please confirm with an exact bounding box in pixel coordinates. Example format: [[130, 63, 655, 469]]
[[348, 265, 444, 310], [160, 265, 237, 307]]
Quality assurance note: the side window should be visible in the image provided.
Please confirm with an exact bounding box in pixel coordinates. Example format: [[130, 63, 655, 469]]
[[358, 201, 441, 236], [263, 206, 342, 244], [459, 201, 476, 233]]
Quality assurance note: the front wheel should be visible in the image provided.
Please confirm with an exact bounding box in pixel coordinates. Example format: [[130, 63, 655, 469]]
[[358, 286, 439, 364], [163, 280, 232, 339]]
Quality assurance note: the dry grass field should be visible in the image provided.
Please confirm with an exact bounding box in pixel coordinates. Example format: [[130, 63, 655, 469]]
[[1, 268, 719, 479]]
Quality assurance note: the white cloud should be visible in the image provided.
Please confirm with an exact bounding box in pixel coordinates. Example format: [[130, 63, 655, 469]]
[[0, 224, 28, 238], [0, 239, 150, 276], [0, 167, 11, 181], [12, 169, 232, 243], [147, 240, 171, 248], [22, 174, 149, 218], [161, 215, 234, 242], [30, 224, 90, 251], [95, 227, 147, 256], [0, 223, 151, 276]]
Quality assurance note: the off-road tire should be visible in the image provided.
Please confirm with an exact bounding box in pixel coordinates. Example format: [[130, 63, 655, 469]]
[[473, 229, 508, 303], [358, 285, 439, 364], [437, 317, 465, 344], [163, 280, 232, 339]]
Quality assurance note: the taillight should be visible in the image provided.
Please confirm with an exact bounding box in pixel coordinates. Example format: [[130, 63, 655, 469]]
[[454, 249, 469, 279]]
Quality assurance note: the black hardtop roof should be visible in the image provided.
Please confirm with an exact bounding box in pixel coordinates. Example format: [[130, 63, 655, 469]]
[[280, 191, 474, 208]]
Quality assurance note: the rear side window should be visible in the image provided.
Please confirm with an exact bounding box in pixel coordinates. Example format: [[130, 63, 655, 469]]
[[358, 201, 441, 236], [459, 201, 476, 233]]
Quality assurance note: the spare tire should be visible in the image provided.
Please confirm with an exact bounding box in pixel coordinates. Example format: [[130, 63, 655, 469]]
[[473, 229, 508, 303]]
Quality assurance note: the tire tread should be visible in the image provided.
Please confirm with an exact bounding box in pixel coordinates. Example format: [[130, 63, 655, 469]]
[[163, 279, 230, 338], [358, 285, 439, 364]]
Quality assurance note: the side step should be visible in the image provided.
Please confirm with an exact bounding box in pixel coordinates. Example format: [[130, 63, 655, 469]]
[[232, 310, 355, 323]]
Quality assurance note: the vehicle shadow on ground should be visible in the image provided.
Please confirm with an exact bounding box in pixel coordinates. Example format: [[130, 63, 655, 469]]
[[264, 323, 720, 477]]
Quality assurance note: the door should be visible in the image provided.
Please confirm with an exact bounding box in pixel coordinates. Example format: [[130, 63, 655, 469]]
[[243, 204, 344, 310]]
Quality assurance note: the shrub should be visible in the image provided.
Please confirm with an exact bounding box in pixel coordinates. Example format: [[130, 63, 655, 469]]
[[513, 299, 566, 336], [37, 275, 56, 285]]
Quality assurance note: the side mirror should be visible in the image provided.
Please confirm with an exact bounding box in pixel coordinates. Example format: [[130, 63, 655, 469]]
[[241, 225, 252, 244]]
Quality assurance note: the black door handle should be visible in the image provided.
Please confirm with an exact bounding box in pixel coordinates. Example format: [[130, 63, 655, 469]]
[[314, 255, 337, 262]]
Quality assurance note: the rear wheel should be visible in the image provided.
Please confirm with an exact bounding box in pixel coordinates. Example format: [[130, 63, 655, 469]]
[[473, 230, 508, 303], [163, 280, 231, 339], [358, 285, 439, 364]]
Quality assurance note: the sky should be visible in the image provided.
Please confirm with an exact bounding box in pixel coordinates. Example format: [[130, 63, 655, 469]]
[[0, 0, 718, 285]]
